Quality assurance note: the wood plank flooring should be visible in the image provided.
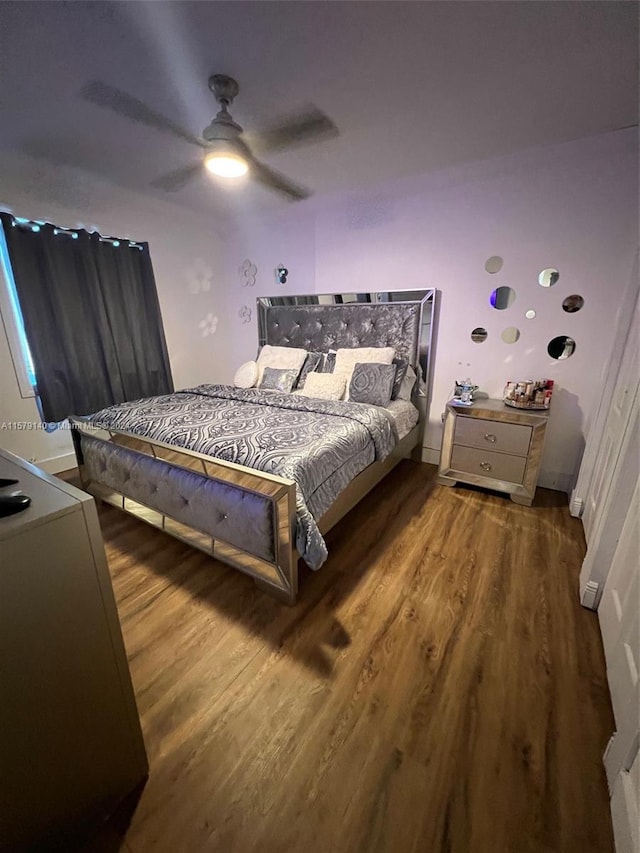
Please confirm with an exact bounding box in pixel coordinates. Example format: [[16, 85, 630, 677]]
[[78, 461, 614, 853]]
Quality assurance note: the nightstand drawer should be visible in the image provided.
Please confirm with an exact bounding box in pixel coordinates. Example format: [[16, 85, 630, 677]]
[[450, 445, 527, 484], [453, 417, 532, 457]]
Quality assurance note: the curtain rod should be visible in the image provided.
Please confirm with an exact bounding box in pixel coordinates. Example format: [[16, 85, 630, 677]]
[[3, 213, 144, 249]]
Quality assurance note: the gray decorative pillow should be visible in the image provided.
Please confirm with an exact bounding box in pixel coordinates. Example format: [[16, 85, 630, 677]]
[[295, 351, 323, 389], [260, 366, 299, 393], [396, 364, 418, 401], [321, 350, 337, 373], [391, 357, 409, 400], [348, 362, 396, 407]]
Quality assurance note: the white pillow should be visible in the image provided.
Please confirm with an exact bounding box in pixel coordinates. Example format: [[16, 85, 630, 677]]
[[396, 364, 417, 400], [296, 372, 347, 401], [333, 346, 395, 399], [234, 360, 259, 388], [256, 344, 307, 385]]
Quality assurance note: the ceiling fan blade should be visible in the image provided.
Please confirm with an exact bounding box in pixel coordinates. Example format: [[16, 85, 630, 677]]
[[248, 156, 311, 201], [150, 163, 202, 192], [81, 81, 206, 148], [248, 106, 338, 155]]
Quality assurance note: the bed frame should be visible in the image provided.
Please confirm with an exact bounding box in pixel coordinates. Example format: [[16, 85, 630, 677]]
[[71, 291, 436, 604]]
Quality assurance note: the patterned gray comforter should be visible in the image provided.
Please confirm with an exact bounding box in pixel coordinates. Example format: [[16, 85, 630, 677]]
[[88, 384, 398, 568]]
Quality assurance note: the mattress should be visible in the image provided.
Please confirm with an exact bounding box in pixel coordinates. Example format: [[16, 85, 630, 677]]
[[385, 399, 420, 440]]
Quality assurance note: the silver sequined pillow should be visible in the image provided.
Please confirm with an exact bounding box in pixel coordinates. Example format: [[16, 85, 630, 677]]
[[348, 362, 396, 407], [260, 366, 299, 393]]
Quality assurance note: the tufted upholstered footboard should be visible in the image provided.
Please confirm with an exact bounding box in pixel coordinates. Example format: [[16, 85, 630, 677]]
[[71, 415, 420, 604], [81, 436, 278, 563], [71, 418, 299, 603]]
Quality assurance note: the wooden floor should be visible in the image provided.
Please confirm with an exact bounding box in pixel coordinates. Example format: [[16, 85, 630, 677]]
[[79, 461, 614, 853]]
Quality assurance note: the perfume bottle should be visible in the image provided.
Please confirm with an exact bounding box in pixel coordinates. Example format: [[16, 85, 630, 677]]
[[460, 378, 474, 405]]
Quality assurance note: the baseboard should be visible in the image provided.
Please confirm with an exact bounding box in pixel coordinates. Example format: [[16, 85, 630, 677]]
[[537, 470, 573, 494], [421, 447, 439, 465], [580, 580, 600, 611], [569, 492, 584, 518], [34, 452, 77, 475]]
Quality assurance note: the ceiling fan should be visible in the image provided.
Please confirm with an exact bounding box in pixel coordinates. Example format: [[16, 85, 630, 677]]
[[81, 75, 338, 201]]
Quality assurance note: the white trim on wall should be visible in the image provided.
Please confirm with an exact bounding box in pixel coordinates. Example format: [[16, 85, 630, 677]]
[[36, 452, 77, 474]]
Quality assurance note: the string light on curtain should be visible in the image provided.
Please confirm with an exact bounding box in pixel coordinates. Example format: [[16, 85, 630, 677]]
[[10, 216, 144, 249]]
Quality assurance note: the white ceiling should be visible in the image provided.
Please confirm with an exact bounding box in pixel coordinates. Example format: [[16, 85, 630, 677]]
[[0, 1, 637, 217]]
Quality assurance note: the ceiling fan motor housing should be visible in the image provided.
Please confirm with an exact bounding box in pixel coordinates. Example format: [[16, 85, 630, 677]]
[[203, 75, 244, 143], [202, 110, 243, 142]]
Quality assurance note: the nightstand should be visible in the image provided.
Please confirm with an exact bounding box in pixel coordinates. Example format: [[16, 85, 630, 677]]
[[437, 399, 549, 506]]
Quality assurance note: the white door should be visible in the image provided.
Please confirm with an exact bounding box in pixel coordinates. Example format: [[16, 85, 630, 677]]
[[579, 289, 640, 607], [611, 748, 639, 853], [582, 290, 639, 542], [599, 477, 640, 853]]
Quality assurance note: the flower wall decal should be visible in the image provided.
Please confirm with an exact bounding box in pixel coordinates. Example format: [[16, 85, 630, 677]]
[[198, 313, 218, 337], [238, 305, 252, 324], [238, 258, 257, 287], [185, 258, 214, 295]]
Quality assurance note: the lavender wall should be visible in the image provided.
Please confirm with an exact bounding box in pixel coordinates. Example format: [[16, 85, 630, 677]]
[[225, 207, 317, 369], [228, 129, 638, 492]]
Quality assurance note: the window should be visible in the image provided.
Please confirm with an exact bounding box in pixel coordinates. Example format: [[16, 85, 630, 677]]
[[1, 213, 169, 426], [0, 220, 37, 398]]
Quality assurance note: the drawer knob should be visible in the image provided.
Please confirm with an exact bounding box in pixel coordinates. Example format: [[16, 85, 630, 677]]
[[484, 433, 497, 443], [480, 461, 492, 471]]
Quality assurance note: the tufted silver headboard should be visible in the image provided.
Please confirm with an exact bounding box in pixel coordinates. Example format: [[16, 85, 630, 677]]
[[257, 291, 436, 377]]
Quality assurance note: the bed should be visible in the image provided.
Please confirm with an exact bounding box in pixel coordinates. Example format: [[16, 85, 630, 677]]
[[71, 290, 436, 604]]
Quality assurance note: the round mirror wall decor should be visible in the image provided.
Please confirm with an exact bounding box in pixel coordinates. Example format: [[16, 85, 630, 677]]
[[490, 286, 516, 310], [485, 255, 504, 274], [524, 309, 536, 319], [562, 294, 584, 313], [501, 326, 520, 344], [548, 336, 576, 360], [471, 327, 488, 343], [538, 267, 559, 287]]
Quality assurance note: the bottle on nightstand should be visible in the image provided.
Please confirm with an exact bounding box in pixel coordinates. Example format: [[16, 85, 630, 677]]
[[459, 378, 474, 405]]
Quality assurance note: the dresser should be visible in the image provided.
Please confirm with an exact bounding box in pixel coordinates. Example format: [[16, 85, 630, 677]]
[[437, 399, 549, 506], [0, 449, 148, 849]]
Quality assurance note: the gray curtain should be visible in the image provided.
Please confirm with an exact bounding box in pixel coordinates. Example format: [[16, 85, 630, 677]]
[[1, 213, 173, 422]]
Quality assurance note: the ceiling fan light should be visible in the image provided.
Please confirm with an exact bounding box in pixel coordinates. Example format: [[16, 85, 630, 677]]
[[204, 149, 248, 178]]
